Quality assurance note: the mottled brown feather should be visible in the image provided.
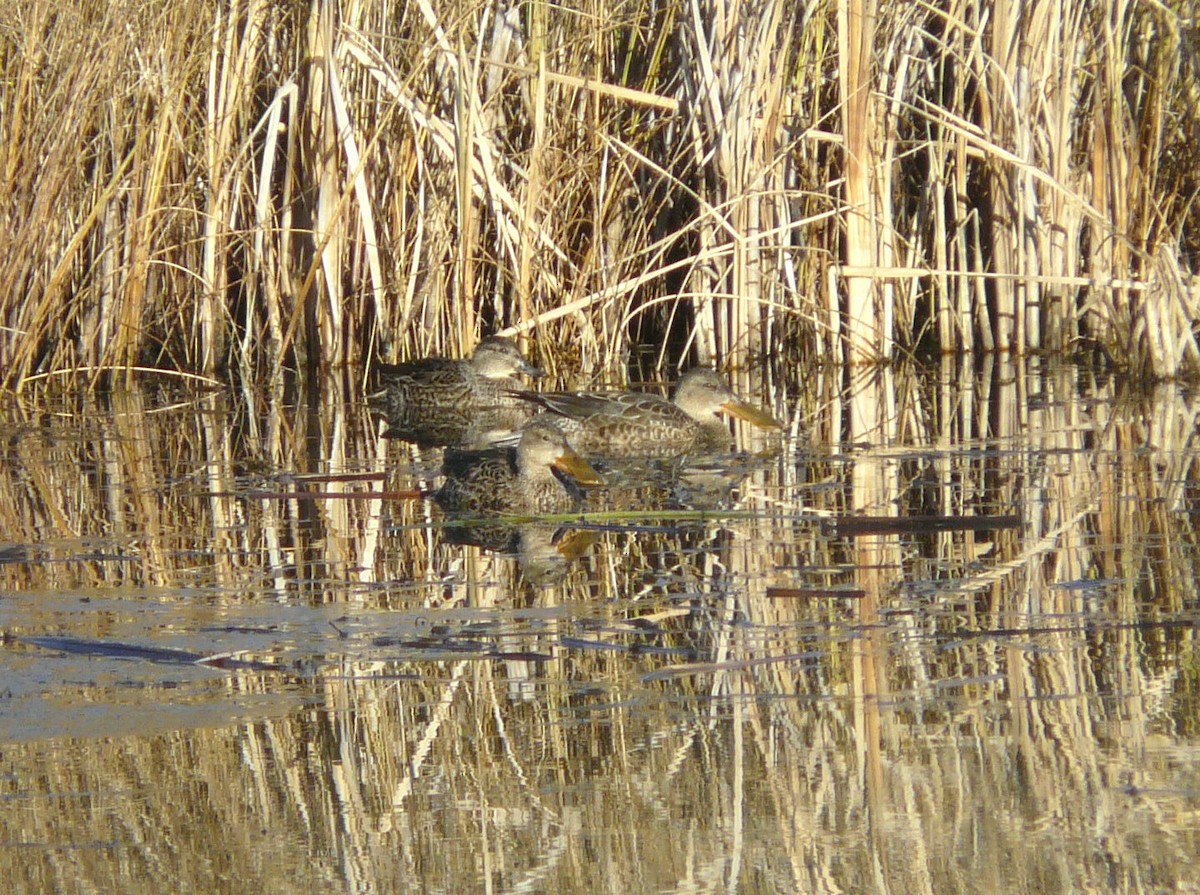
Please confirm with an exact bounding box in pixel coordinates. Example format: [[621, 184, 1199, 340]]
[[519, 368, 778, 458], [373, 337, 541, 448], [434, 419, 600, 515]]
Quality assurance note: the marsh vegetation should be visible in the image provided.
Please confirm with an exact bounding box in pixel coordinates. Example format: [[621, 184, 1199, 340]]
[[3, 1, 1200, 891], [2, 0, 1199, 388]]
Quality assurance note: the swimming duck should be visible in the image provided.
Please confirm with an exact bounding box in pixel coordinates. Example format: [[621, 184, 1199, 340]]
[[518, 368, 779, 458], [434, 417, 603, 515], [373, 336, 543, 448]]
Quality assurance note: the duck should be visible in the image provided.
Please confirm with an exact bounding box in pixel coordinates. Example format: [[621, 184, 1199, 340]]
[[516, 368, 779, 458], [373, 336, 543, 449], [433, 417, 603, 515]]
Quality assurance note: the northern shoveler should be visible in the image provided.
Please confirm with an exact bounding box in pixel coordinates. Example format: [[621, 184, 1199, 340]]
[[433, 418, 603, 515], [517, 368, 780, 458], [373, 336, 543, 448]]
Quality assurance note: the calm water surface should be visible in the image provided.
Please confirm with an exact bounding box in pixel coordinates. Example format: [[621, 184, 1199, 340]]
[[1, 359, 1197, 893]]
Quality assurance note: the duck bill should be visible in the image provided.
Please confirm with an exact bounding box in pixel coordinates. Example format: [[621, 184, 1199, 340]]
[[720, 400, 781, 430], [554, 529, 601, 559], [519, 360, 546, 379], [553, 449, 604, 487]]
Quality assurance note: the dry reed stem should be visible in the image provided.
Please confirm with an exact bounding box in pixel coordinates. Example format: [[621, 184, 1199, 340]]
[[839, 0, 885, 368]]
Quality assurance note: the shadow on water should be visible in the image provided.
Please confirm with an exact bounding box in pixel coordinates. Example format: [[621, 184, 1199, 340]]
[[1, 358, 1198, 893]]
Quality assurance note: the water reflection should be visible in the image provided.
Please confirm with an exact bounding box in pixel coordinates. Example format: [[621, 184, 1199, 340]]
[[1, 359, 1198, 893], [439, 521, 599, 587]]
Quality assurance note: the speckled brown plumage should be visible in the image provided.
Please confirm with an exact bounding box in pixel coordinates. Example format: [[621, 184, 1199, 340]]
[[373, 337, 542, 449], [434, 418, 602, 515], [518, 368, 780, 458]]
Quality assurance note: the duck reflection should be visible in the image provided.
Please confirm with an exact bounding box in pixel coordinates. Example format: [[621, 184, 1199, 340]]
[[441, 521, 599, 586], [668, 456, 759, 510], [588, 452, 762, 513]]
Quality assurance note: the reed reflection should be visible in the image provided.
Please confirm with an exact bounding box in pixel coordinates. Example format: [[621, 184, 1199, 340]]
[[1, 360, 1198, 895]]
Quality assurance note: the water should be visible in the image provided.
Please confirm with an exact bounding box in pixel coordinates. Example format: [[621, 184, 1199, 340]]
[[1, 359, 1198, 893]]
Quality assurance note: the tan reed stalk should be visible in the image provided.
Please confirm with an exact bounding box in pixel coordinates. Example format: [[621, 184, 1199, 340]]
[[683, 0, 799, 379], [203, 1, 266, 375], [988, 0, 1023, 352], [839, 0, 888, 366]]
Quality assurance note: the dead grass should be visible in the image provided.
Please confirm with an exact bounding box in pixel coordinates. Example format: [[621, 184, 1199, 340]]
[[1, 0, 1198, 389]]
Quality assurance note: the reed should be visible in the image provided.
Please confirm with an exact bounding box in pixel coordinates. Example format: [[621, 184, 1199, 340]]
[[1, 0, 1198, 390]]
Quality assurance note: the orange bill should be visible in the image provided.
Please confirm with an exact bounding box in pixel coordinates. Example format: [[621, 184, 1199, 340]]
[[552, 447, 604, 486], [719, 399, 781, 430]]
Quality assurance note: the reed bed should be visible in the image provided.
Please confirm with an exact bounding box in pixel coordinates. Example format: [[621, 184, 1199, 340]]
[[2, 0, 1198, 392]]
